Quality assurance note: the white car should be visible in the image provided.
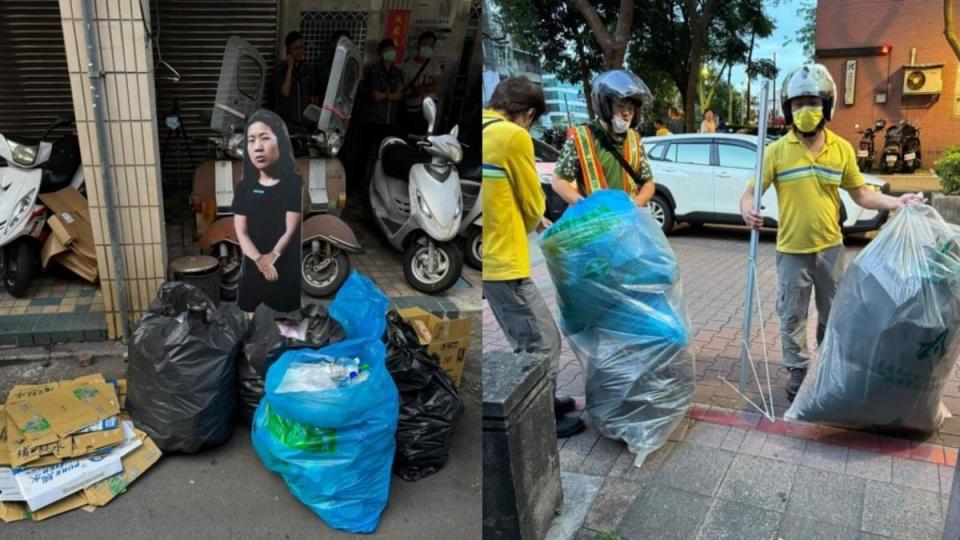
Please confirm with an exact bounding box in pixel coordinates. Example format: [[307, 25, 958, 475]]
[[641, 133, 890, 234]]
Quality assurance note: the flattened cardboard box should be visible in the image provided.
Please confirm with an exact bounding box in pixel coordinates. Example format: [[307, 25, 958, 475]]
[[40, 232, 97, 282], [397, 307, 471, 387], [6, 379, 121, 467], [38, 187, 96, 260]]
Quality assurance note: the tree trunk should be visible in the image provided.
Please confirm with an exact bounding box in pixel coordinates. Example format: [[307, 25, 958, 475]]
[[578, 42, 594, 121], [947, 0, 960, 61], [683, 0, 719, 133], [572, 0, 633, 69], [727, 66, 733, 124]]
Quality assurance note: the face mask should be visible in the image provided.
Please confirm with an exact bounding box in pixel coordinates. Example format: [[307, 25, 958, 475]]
[[611, 116, 630, 134], [419, 46, 433, 59], [383, 50, 396, 62], [793, 105, 824, 133]]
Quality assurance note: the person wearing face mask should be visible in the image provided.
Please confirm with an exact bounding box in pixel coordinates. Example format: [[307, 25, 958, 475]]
[[355, 38, 405, 202], [739, 64, 925, 401], [482, 77, 586, 438], [399, 31, 443, 136], [551, 70, 656, 207]]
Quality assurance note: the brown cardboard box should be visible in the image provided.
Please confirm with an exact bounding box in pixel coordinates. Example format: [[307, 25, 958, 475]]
[[6, 377, 121, 468], [0, 500, 30, 523], [37, 187, 98, 282], [38, 188, 96, 260], [397, 307, 471, 387]]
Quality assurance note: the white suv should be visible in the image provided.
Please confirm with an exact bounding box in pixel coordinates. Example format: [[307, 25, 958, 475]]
[[641, 133, 890, 234]]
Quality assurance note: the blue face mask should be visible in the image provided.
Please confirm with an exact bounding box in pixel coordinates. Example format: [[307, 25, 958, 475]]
[[419, 46, 433, 59], [382, 49, 396, 63]]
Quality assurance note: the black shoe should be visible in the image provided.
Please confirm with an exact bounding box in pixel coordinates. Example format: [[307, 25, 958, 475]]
[[554, 396, 576, 416], [556, 415, 586, 438], [786, 368, 808, 402]]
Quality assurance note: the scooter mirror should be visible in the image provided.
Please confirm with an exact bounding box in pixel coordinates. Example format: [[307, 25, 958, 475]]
[[423, 97, 437, 135]]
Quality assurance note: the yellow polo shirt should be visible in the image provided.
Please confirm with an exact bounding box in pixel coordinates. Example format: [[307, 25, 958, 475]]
[[482, 109, 545, 281], [749, 128, 865, 254]]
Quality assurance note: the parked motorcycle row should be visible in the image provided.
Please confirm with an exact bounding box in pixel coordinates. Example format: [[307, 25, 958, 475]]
[[0, 35, 481, 298], [856, 118, 922, 173]]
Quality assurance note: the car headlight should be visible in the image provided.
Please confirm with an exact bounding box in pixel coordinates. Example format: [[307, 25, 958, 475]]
[[9, 141, 37, 167], [417, 190, 432, 218]]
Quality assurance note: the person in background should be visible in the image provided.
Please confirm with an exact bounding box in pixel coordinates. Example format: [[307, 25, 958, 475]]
[[666, 106, 685, 134], [275, 31, 319, 127], [654, 118, 671, 136], [483, 77, 585, 438], [354, 39, 405, 201], [700, 110, 717, 133], [400, 31, 443, 136]]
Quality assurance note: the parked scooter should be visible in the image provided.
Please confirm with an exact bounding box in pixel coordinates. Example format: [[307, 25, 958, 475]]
[[855, 119, 885, 172], [193, 36, 361, 300], [0, 114, 84, 296], [370, 98, 465, 294], [457, 146, 481, 270], [881, 120, 922, 173]]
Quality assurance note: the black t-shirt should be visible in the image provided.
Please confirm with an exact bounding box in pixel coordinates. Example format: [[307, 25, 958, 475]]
[[274, 61, 320, 126], [232, 174, 302, 312]]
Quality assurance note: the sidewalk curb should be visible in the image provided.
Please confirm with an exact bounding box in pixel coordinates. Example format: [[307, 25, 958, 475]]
[[0, 342, 126, 366]]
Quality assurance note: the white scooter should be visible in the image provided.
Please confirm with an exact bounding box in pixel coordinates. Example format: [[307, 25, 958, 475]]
[[0, 115, 84, 297], [369, 98, 465, 294]]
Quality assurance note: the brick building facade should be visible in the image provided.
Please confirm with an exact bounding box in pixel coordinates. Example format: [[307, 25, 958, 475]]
[[816, 0, 960, 165]]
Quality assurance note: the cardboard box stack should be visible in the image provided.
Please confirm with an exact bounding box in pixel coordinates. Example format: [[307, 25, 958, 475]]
[[397, 307, 471, 387], [39, 187, 98, 283], [0, 374, 161, 523]]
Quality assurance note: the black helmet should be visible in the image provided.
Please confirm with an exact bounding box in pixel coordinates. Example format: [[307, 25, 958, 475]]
[[591, 70, 653, 128], [780, 64, 837, 125]]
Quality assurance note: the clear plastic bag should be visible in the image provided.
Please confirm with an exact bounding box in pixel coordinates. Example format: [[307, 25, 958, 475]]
[[786, 204, 960, 432], [541, 190, 694, 464]]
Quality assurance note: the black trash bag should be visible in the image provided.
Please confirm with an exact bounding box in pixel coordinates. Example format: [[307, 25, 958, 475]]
[[127, 282, 246, 453], [237, 303, 346, 423], [384, 311, 464, 481]]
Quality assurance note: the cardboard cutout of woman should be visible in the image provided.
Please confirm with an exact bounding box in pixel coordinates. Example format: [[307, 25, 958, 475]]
[[232, 110, 303, 313]]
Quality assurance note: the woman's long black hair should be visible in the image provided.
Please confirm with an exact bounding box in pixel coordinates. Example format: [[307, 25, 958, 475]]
[[241, 109, 298, 184]]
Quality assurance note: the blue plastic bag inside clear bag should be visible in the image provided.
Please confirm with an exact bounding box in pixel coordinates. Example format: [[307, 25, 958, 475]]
[[541, 190, 694, 465], [251, 272, 399, 534]]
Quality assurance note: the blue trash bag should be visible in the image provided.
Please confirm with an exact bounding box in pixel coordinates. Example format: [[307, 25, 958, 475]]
[[251, 272, 399, 534], [540, 190, 694, 465]]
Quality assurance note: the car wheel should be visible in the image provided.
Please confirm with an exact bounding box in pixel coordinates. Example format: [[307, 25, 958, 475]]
[[648, 195, 674, 234]]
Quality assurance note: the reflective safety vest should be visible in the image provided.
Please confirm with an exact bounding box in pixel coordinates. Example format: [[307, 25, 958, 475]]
[[567, 125, 642, 197]]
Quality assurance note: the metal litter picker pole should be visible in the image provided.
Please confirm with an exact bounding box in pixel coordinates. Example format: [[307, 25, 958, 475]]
[[738, 81, 771, 398]]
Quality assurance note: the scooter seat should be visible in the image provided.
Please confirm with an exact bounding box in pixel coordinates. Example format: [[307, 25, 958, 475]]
[[382, 141, 422, 180], [39, 134, 81, 193]]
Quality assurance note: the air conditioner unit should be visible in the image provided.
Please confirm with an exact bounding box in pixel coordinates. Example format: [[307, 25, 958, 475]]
[[902, 64, 943, 95]]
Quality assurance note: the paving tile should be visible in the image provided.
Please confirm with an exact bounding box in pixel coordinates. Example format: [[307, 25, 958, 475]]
[[577, 437, 625, 477], [608, 441, 675, 483], [941, 464, 956, 495], [786, 466, 865, 529], [652, 443, 735, 497], [685, 421, 730, 448], [892, 457, 941, 493], [720, 427, 748, 452], [582, 477, 643, 532], [759, 433, 806, 463], [845, 449, 892, 483], [716, 454, 796, 512], [737, 430, 767, 456], [546, 472, 605, 540], [615, 484, 712, 540], [801, 440, 848, 473], [862, 480, 943, 539], [696, 498, 782, 540], [559, 429, 602, 472], [776, 515, 859, 540]]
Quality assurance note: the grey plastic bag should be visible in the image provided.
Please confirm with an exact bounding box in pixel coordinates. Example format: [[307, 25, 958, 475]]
[[786, 204, 960, 432]]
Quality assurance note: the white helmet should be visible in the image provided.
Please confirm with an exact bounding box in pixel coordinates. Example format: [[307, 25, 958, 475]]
[[780, 64, 837, 125]]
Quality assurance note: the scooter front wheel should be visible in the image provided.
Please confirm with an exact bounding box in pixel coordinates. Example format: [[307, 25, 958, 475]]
[[3, 240, 36, 298], [301, 245, 350, 298], [403, 239, 463, 295], [464, 226, 482, 270]]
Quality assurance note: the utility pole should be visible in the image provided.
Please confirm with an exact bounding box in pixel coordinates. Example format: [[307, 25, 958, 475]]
[[563, 92, 573, 126]]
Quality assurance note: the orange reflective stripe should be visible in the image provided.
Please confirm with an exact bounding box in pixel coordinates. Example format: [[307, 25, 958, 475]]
[[569, 125, 606, 195]]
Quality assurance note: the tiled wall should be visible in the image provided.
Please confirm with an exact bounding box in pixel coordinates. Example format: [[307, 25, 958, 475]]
[[58, 0, 166, 339]]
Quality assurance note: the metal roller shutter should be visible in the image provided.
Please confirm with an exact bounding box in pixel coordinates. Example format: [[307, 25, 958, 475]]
[[149, 0, 278, 190], [0, 1, 73, 141]]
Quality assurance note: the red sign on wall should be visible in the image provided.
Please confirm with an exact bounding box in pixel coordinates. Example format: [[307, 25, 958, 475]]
[[385, 10, 411, 62]]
